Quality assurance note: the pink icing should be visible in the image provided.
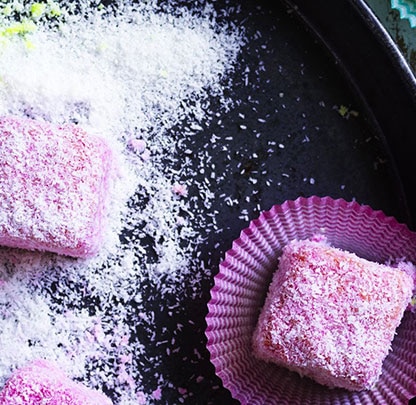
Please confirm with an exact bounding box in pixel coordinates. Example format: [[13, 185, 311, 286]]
[[252, 238, 414, 391], [0, 116, 114, 258], [0, 360, 112, 404]]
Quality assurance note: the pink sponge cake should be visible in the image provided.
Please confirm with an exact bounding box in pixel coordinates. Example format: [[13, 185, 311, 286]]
[[0, 116, 114, 258], [0, 359, 112, 404], [252, 237, 415, 391]]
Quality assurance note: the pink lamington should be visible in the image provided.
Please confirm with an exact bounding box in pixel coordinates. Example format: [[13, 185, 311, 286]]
[[0, 360, 112, 404], [252, 238, 414, 391], [0, 116, 114, 258]]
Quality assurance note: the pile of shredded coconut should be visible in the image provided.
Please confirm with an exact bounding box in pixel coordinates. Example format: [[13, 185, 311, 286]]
[[0, 1, 244, 403]]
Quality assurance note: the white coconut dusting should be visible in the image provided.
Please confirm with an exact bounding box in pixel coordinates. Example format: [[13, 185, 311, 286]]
[[0, 1, 244, 403]]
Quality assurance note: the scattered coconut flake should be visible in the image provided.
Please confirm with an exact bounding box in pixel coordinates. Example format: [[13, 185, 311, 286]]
[[0, 1, 245, 403], [172, 183, 189, 197]]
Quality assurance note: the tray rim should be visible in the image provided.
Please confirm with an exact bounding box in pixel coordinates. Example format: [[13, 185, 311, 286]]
[[280, 0, 416, 230]]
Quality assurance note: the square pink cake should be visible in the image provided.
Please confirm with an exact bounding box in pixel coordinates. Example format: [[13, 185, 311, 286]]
[[252, 238, 414, 391], [0, 116, 114, 258], [0, 360, 112, 404]]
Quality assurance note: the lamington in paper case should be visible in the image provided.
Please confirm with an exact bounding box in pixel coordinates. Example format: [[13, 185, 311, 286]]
[[206, 196, 416, 405]]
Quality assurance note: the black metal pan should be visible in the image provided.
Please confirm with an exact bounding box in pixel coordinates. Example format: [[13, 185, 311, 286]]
[[168, 0, 416, 403]]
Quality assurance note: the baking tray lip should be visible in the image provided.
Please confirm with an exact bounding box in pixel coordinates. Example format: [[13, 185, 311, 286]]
[[279, 0, 416, 230]]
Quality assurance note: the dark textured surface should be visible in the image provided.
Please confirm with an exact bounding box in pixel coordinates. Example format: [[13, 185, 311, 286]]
[[280, 0, 416, 230], [366, 0, 416, 74], [98, 0, 416, 403], [145, 0, 416, 403]]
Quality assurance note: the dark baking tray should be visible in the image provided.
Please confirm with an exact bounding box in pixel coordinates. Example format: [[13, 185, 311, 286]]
[[127, 0, 416, 403]]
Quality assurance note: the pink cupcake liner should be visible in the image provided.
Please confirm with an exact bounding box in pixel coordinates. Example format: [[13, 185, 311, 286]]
[[205, 196, 416, 405]]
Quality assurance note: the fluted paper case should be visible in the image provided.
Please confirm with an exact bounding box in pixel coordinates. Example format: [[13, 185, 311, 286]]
[[205, 196, 416, 404]]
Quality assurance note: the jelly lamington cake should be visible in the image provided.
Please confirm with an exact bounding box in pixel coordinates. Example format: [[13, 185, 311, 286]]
[[252, 238, 414, 391], [0, 360, 112, 404], [0, 116, 114, 258]]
